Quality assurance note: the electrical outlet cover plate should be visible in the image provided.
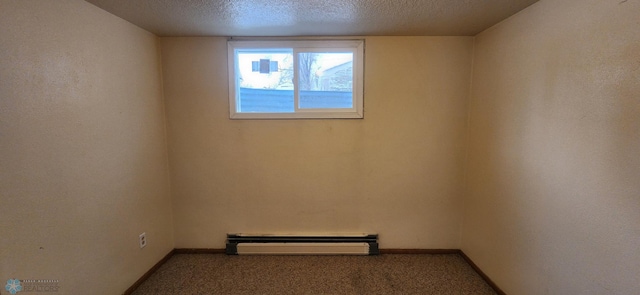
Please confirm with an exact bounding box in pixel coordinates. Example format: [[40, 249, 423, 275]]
[[139, 232, 147, 248]]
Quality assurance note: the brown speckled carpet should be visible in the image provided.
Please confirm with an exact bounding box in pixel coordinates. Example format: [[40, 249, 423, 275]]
[[131, 254, 497, 294]]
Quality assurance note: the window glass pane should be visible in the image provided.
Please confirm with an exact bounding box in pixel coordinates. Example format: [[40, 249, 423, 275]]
[[237, 50, 294, 112], [298, 52, 353, 109], [228, 40, 363, 119]]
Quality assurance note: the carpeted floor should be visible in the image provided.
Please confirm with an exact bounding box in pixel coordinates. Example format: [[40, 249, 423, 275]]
[[131, 253, 497, 294]]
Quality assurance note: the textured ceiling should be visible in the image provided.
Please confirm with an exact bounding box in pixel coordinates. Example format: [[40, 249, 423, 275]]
[[85, 0, 539, 37]]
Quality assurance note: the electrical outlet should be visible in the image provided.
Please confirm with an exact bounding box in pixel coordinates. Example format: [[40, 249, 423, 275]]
[[139, 232, 147, 248]]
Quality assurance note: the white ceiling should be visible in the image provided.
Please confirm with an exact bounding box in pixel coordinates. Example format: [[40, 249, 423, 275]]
[[85, 0, 539, 37]]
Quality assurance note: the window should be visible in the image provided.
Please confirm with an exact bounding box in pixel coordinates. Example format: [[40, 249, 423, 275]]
[[228, 40, 364, 119]]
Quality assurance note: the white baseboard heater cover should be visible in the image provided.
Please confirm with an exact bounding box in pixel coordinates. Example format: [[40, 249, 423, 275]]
[[226, 234, 379, 255]]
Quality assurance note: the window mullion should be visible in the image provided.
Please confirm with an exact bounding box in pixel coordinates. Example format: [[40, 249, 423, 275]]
[[292, 47, 300, 112]]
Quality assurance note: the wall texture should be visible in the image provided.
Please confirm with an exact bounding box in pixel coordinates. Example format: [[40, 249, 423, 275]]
[[462, 0, 640, 293], [0, 1, 173, 294], [6, 0, 636, 292], [161, 36, 473, 249]]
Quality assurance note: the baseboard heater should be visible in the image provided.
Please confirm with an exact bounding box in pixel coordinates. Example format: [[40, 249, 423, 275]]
[[226, 234, 379, 255]]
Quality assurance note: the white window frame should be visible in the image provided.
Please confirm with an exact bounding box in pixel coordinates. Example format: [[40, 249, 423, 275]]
[[228, 40, 364, 119]]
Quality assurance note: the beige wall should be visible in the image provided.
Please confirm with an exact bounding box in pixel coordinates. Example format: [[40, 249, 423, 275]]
[[462, 0, 640, 293], [6, 0, 637, 293], [0, 1, 173, 294], [161, 36, 473, 248]]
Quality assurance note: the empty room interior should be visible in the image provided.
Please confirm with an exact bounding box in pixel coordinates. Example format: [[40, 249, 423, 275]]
[[1, 0, 639, 294]]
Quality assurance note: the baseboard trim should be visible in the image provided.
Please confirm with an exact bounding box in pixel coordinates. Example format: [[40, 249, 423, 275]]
[[123, 249, 175, 295], [379, 248, 460, 254], [124, 248, 505, 295], [459, 250, 506, 295], [174, 248, 226, 254]]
